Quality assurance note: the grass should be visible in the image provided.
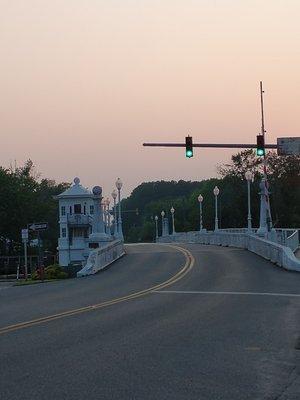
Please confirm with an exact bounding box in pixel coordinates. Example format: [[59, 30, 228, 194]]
[[14, 279, 60, 286]]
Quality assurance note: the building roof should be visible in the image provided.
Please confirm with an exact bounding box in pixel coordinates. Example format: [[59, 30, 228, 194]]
[[56, 177, 92, 199]]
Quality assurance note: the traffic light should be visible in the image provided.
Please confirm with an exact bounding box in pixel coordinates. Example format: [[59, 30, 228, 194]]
[[256, 135, 265, 156], [185, 136, 193, 158]]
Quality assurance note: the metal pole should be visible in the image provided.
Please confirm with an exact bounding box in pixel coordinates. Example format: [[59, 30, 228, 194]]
[[260, 81, 273, 231], [247, 180, 252, 231], [199, 201, 203, 231], [172, 214, 175, 234], [215, 195, 218, 231], [114, 198, 117, 236], [118, 189, 123, 240], [108, 210, 111, 234], [24, 240, 28, 280], [38, 231, 41, 268]]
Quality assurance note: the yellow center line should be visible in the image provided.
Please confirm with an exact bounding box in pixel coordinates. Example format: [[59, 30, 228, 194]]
[[0, 244, 194, 335]]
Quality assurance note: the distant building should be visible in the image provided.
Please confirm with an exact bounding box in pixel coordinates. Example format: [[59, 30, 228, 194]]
[[56, 178, 114, 267]]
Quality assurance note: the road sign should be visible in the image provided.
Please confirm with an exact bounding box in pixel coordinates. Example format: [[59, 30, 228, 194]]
[[28, 222, 48, 231], [277, 137, 300, 155], [21, 229, 29, 241]]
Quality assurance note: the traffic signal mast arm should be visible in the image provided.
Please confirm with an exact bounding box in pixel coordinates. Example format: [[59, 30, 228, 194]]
[[143, 142, 277, 149]]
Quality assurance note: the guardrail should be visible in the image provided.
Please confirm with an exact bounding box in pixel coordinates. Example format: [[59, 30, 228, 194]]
[[77, 239, 125, 277], [158, 231, 300, 272]]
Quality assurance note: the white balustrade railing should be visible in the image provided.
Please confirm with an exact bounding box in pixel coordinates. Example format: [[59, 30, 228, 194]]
[[77, 239, 125, 277], [158, 230, 300, 272]]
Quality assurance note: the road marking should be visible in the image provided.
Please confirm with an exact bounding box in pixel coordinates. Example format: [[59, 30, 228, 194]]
[[0, 244, 194, 335], [154, 290, 300, 298]]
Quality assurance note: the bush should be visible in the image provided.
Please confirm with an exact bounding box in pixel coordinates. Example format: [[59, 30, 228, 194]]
[[31, 264, 67, 280], [45, 264, 67, 280]]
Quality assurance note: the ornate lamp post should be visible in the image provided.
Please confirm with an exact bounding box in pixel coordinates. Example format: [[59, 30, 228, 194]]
[[213, 186, 220, 231], [101, 199, 107, 233], [106, 197, 111, 234], [245, 170, 253, 231], [161, 210, 165, 236], [154, 215, 158, 240], [170, 206, 175, 234], [198, 194, 203, 231], [111, 189, 117, 236], [115, 178, 124, 240]]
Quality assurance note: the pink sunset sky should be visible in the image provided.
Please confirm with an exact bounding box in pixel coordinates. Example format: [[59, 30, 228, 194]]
[[1, 0, 300, 196]]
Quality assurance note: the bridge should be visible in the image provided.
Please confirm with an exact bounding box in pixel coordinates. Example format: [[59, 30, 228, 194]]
[[1, 240, 300, 399], [1, 174, 300, 399]]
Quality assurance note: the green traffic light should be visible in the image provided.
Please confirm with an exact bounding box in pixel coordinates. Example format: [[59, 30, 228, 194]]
[[186, 150, 193, 158], [256, 149, 265, 156]]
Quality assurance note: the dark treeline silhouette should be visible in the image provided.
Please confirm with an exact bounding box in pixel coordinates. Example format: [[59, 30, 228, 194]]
[[0, 160, 69, 256], [0, 150, 299, 253]]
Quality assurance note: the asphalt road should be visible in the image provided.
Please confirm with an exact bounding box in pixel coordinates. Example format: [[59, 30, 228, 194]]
[[1, 243, 300, 400]]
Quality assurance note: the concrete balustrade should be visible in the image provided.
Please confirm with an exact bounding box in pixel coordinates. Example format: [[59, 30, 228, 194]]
[[77, 239, 125, 277], [158, 231, 300, 272]]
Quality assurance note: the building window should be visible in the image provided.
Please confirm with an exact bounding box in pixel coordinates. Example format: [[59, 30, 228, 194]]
[[62, 228, 66, 238], [90, 205, 94, 215], [73, 228, 84, 237], [69, 206, 72, 215], [61, 206, 66, 216], [74, 204, 81, 214]]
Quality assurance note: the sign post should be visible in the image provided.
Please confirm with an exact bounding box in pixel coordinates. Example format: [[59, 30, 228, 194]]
[[28, 222, 48, 281], [21, 229, 29, 280]]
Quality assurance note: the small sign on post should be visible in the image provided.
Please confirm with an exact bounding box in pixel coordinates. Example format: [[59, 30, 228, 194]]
[[21, 229, 29, 241], [277, 137, 300, 156], [28, 222, 48, 231]]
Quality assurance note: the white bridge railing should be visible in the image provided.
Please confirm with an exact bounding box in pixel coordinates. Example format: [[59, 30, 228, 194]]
[[158, 230, 300, 272], [77, 239, 125, 277]]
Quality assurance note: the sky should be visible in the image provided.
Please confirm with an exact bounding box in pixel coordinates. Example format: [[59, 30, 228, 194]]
[[1, 0, 300, 197]]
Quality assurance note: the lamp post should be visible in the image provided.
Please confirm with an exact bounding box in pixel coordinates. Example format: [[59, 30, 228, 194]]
[[170, 206, 175, 234], [245, 170, 253, 231], [111, 189, 117, 236], [115, 178, 124, 240], [101, 199, 107, 233], [198, 194, 203, 231], [106, 197, 111, 234], [213, 186, 220, 231], [155, 215, 158, 240], [161, 210, 165, 236]]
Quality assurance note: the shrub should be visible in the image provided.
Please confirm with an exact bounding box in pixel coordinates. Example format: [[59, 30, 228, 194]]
[[45, 264, 67, 280], [31, 264, 67, 280]]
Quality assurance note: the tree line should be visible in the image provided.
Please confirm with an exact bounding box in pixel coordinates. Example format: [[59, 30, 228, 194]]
[[122, 150, 300, 242], [0, 150, 299, 254], [0, 160, 69, 256]]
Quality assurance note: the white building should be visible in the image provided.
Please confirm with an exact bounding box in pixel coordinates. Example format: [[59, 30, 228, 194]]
[[56, 178, 113, 266]]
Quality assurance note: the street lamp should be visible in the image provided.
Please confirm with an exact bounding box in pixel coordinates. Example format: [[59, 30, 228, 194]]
[[198, 194, 203, 231], [161, 210, 165, 236], [170, 206, 175, 234], [213, 186, 220, 231], [115, 178, 124, 240], [101, 199, 107, 233], [154, 215, 158, 240], [111, 189, 117, 236], [245, 170, 253, 231], [106, 197, 111, 234]]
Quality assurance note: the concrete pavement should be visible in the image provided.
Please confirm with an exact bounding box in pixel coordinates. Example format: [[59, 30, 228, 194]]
[[0, 243, 300, 399]]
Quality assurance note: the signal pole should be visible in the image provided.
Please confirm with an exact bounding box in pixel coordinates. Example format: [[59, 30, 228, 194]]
[[257, 81, 275, 237]]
